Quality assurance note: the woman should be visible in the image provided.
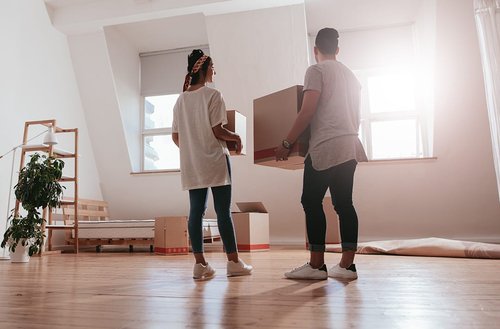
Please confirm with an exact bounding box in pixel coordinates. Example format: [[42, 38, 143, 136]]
[[172, 49, 253, 280]]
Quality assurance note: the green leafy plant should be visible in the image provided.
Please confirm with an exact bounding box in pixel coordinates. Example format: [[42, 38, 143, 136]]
[[1, 153, 65, 256]]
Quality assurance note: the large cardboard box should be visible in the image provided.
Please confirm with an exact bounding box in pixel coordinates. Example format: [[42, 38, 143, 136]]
[[232, 202, 269, 252], [225, 109, 246, 155], [305, 196, 341, 248], [154, 216, 189, 255], [253, 85, 309, 170]]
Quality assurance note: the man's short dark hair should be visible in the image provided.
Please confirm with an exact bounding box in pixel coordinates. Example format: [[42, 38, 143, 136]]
[[315, 28, 339, 55]]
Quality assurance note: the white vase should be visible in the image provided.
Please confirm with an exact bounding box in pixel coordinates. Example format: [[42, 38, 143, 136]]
[[9, 243, 30, 263]]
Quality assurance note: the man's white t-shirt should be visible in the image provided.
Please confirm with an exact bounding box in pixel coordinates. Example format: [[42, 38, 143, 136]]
[[304, 60, 368, 170], [172, 86, 231, 190]]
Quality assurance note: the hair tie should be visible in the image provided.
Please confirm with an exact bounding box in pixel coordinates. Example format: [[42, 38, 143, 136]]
[[191, 55, 209, 74], [183, 55, 209, 92], [183, 74, 191, 92]]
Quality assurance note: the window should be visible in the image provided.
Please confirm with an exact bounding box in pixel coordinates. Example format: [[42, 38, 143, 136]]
[[142, 94, 180, 171], [356, 67, 429, 160]]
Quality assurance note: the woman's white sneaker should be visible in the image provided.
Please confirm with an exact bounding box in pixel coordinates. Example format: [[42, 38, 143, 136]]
[[227, 258, 253, 277], [193, 263, 216, 280], [328, 263, 358, 280], [284, 263, 328, 280]]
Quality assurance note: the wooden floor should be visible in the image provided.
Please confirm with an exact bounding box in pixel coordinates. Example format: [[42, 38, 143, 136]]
[[1, 247, 499, 329]]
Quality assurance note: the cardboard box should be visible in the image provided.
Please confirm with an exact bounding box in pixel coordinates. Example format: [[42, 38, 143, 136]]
[[232, 202, 269, 251], [225, 109, 246, 155], [305, 196, 340, 248], [253, 85, 309, 170], [154, 216, 189, 255]]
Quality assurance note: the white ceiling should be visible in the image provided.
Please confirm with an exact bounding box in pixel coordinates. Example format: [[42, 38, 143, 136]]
[[45, 0, 101, 8], [110, 13, 209, 53], [306, 0, 423, 34], [45, 0, 425, 53]]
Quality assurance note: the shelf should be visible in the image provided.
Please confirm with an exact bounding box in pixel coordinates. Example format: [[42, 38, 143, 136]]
[[59, 176, 76, 182], [21, 144, 76, 158], [53, 152, 76, 159], [59, 200, 76, 206], [45, 224, 76, 230], [21, 144, 50, 152]]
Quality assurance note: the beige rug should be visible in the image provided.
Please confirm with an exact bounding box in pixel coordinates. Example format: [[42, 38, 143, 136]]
[[326, 237, 500, 259]]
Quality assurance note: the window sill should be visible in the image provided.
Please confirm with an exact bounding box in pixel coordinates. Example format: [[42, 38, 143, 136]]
[[130, 157, 437, 174], [362, 156, 437, 164], [131, 169, 180, 175]]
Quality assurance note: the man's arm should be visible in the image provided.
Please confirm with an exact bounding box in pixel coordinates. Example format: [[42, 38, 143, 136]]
[[275, 90, 320, 160]]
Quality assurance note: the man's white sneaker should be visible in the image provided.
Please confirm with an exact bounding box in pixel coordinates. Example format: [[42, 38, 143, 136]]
[[328, 263, 358, 280], [284, 263, 328, 280], [227, 258, 253, 277], [193, 263, 216, 280]]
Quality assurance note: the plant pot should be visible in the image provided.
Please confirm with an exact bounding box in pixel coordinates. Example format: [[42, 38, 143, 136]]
[[10, 243, 30, 263]]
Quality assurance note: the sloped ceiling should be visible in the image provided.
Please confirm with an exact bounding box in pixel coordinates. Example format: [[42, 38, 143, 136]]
[[44, 0, 304, 35], [44, 0, 424, 52]]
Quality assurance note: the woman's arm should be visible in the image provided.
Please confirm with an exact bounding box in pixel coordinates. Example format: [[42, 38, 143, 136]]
[[212, 124, 242, 154], [172, 132, 179, 147]]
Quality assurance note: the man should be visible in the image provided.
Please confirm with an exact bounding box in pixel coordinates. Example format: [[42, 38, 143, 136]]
[[275, 27, 367, 280]]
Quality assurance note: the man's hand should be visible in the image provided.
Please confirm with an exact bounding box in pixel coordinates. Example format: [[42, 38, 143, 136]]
[[275, 144, 290, 161]]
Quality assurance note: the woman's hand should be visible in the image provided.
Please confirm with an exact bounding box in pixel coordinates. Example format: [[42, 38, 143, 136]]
[[212, 124, 242, 154], [234, 135, 242, 155]]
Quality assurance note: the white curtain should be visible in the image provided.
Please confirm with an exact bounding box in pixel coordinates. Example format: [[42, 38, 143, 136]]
[[474, 0, 500, 201]]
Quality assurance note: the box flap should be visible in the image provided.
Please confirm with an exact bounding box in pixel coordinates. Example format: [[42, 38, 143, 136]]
[[236, 202, 267, 213]]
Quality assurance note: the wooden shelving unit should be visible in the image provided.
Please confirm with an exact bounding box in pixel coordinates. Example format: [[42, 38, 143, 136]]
[[14, 119, 79, 253]]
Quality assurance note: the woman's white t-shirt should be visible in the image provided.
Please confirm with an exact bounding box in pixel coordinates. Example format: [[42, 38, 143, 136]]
[[172, 86, 231, 190]]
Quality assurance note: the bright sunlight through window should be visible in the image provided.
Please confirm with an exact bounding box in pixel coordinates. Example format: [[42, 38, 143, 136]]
[[142, 94, 180, 171], [358, 67, 427, 160], [367, 73, 416, 113]]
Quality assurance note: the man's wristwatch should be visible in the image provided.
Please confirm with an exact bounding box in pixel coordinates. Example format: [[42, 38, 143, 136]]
[[282, 139, 292, 150]]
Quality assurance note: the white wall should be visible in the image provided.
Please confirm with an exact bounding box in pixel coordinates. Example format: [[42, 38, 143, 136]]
[[65, 5, 310, 240], [201, 0, 499, 244], [36, 0, 500, 245], [0, 0, 102, 250], [68, 30, 190, 220], [353, 0, 500, 242], [104, 27, 142, 172]]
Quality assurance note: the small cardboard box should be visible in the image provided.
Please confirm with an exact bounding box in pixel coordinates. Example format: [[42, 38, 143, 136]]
[[305, 197, 340, 248], [253, 85, 309, 170], [154, 216, 189, 255], [232, 202, 269, 251], [225, 109, 246, 155]]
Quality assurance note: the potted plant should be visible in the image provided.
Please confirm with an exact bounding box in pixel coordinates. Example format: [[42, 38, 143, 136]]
[[1, 153, 65, 262]]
